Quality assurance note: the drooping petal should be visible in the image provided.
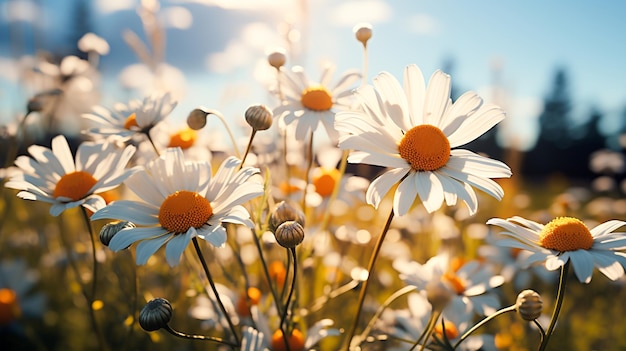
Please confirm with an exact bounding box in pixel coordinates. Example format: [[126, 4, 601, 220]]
[[165, 227, 196, 266], [109, 227, 168, 252], [135, 234, 171, 265], [569, 250, 595, 283], [366, 168, 407, 209]]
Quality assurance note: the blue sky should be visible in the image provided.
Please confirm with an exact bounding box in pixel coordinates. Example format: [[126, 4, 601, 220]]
[[1, 0, 626, 150]]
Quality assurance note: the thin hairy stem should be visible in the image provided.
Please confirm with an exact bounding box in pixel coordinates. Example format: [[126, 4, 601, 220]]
[[164, 325, 238, 348], [538, 262, 570, 351], [341, 208, 394, 350], [192, 237, 241, 346], [301, 130, 315, 211], [240, 129, 257, 169], [452, 305, 516, 349]]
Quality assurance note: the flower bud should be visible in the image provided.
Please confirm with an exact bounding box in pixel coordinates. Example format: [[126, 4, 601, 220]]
[[275, 221, 305, 248], [139, 298, 172, 331], [268, 49, 286, 69], [245, 105, 273, 131], [515, 289, 543, 321], [353, 23, 373, 46], [269, 201, 305, 234], [187, 108, 209, 130], [425, 280, 454, 312], [99, 221, 135, 246]]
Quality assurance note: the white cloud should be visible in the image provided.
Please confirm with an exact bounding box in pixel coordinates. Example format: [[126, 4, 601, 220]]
[[158, 6, 193, 29], [329, 0, 392, 27], [96, 0, 136, 14], [2, 0, 41, 24], [170, 0, 295, 11], [406, 13, 440, 36], [206, 22, 282, 74]]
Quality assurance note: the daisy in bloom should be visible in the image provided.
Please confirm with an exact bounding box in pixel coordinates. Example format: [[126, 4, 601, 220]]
[[5, 135, 137, 216], [273, 64, 361, 142], [393, 254, 505, 321], [334, 64, 511, 216], [486, 216, 626, 283], [82, 92, 176, 142], [91, 148, 264, 267]]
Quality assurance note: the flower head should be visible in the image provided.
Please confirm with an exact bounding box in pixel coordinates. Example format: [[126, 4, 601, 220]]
[[335, 64, 511, 216], [91, 148, 264, 266], [487, 216, 626, 283], [82, 93, 176, 141], [5, 135, 136, 216], [274, 64, 361, 142]]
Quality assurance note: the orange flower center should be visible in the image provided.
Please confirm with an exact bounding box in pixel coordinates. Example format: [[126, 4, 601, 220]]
[[168, 128, 198, 149], [124, 112, 138, 130], [271, 329, 306, 351], [236, 287, 262, 317], [442, 271, 466, 295], [158, 191, 213, 233], [434, 321, 459, 340], [300, 86, 333, 111], [539, 217, 593, 252], [313, 168, 340, 197], [398, 124, 450, 171], [0, 289, 21, 326], [53, 171, 98, 201], [268, 260, 287, 289]]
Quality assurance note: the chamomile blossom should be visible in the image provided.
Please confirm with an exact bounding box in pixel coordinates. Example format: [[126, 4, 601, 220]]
[[273, 64, 361, 142], [487, 216, 626, 283], [394, 254, 505, 321], [5, 135, 137, 216], [335, 64, 511, 216], [91, 148, 264, 267], [82, 92, 176, 142]]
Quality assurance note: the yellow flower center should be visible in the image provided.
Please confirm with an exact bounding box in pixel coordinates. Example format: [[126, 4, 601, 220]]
[[442, 271, 466, 295], [53, 171, 98, 201], [0, 288, 21, 326], [539, 217, 593, 252], [271, 329, 306, 351], [158, 191, 213, 233], [313, 168, 340, 197], [398, 125, 450, 171], [300, 86, 333, 111], [124, 112, 138, 130], [168, 128, 198, 149], [434, 321, 459, 340]]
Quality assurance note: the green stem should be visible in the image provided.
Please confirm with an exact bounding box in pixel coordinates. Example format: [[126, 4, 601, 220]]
[[301, 130, 314, 211], [414, 309, 442, 351], [341, 208, 394, 351], [538, 262, 570, 351], [80, 208, 98, 300], [192, 237, 241, 346], [358, 285, 417, 342], [278, 247, 298, 351], [144, 132, 161, 157], [164, 325, 238, 348], [239, 129, 257, 170], [452, 305, 516, 349]]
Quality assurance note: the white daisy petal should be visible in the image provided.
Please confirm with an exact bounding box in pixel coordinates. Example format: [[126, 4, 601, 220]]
[[395, 173, 419, 216], [198, 225, 227, 247], [439, 91, 483, 135], [373, 71, 411, 131], [109, 227, 168, 252], [413, 171, 445, 213], [569, 250, 594, 283], [51, 135, 76, 174], [91, 200, 158, 225], [447, 103, 505, 148], [366, 168, 407, 209], [403, 64, 426, 126], [422, 70, 451, 126], [592, 251, 625, 281], [135, 234, 172, 265], [165, 228, 196, 267], [591, 220, 626, 237]]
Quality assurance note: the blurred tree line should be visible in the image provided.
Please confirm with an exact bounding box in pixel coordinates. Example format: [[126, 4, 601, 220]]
[[466, 67, 626, 183]]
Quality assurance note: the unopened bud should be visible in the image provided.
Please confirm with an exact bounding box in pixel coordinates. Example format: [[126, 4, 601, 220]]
[[99, 221, 135, 246], [268, 49, 287, 69], [353, 23, 373, 46], [187, 108, 209, 130], [515, 290, 543, 321], [245, 105, 273, 131], [426, 280, 454, 311], [275, 221, 305, 248], [139, 298, 172, 331], [269, 201, 305, 234]]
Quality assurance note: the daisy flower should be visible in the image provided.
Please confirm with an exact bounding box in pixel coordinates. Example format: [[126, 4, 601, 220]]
[[273, 64, 361, 142], [486, 216, 626, 283], [91, 148, 264, 267], [82, 92, 176, 142], [5, 135, 137, 216], [334, 64, 511, 216], [394, 254, 505, 321]]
